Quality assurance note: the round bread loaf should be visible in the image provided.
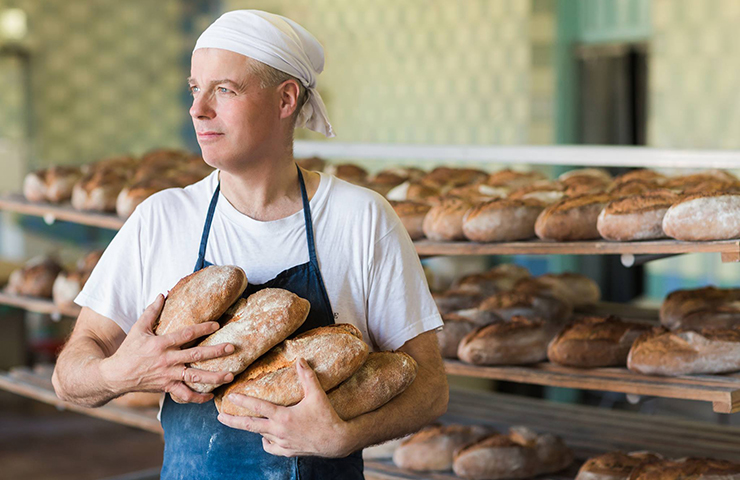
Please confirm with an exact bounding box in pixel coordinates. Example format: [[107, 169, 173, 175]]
[[559, 168, 612, 183], [451, 264, 531, 297], [659, 286, 740, 330], [575, 451, 663, 480], [153, 265, 248, 336], [457, 316, 551, 365], [462, 198, 545, 243], [390, 200, 431, 240], [422, 197, 473, 241], [663, 192, 740, 241], [393, 424, 494, 472], [6, 256, 63, 298], [324, 163, 368, 185], [597, 191, 679, 241], [534, 194, 612, 241]]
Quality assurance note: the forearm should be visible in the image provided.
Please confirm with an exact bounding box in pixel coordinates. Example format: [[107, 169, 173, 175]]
[[52, 337, 124, 408], [343, 358, 449, 452]]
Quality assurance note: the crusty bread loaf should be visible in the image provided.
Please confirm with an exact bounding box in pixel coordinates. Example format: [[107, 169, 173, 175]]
[[366, 171, 409, 196], [452, 426, 573, 480], [458, 316, 551, 365], [420, 167, 488, 192], [52, 250, 103, 310], [6, 256, 63, 298], [662, 170, 738, 192], [576, 451, 664, 480], [484, 169, 547, 189], [663, 192, 740, 241], [478, 291, 572, 325], [462, 199, 545, 243], [393, 424, 494, 472], [611, 169, 666, 188], [516, 273, 601, 308], [627, 327, 740, 376], [433, 290, 484, 315], [547, 316, 654, 368], [186, 289, 310, 393], [390, 200, 431, 240], [324, 163, 368, 185], [23, 166, 83, 203], [559, 168, 612, 183], [362, 435, 410, 460], [422, 197, 473, 241], [607, 180, 662, 198], [660, 286, 740, 330], [562, 175, 611, 196], [438, 314, 478, 358], [597, 191, 680, 241], [153, 265, 248, 336], [535, 194, 612, 241], [111, 392, 162, 408], [327, 351, 418, 420], [215, 324, 369, 416], [451, 264, 531, 297], [627, 457, 740, 480]]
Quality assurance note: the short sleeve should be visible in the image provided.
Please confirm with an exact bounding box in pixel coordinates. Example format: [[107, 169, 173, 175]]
[[74, 207, 146, 334], [366, 220, 443, 351]]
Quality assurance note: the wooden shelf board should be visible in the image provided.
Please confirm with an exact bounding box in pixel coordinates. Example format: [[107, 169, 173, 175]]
[[0, 194, 123, 230], [0, 365, 161, 434], [444, 360, 740, 414], [415, 239, 740, 260], [0, 291, 80, 318]]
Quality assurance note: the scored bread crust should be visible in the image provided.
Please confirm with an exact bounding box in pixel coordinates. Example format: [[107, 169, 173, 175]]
[[597, 191, 679, 241], [576, 451, 663, 480], [393, 424, 494, 472], [660, 286, 740, 330], [457, 316, 550, 365], [535, 194, 612, 241], [462, 198, 545, 243], [627, 457, 740, 480]]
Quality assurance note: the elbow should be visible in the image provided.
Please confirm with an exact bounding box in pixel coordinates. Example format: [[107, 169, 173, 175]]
[[51, 366, 69, 402]]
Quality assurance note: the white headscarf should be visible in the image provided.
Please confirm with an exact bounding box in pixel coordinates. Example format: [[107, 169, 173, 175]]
[[194, 10, 335, 138]]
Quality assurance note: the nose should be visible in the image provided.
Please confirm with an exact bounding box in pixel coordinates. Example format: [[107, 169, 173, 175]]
[[190, 92, 215, 120]]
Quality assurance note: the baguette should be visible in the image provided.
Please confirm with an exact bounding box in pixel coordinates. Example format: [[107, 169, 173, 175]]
[[462, 199, 545, 242], [576, 451, 663, 480], [215, 324, 369, 416], [457, 316, 551, 365], [663, 192, 740, 241], [627, 457, 740, 480], [547, 316, 655, 368], [186, 289, 310, 393], [452, 426, 573, 480], [597, 191, 680, 241], [327, 351, 418, 420], [627, 327, 740, 376], [393, 424, 494, 472], [535, 194, 612, 241], [153, 265, 248, 336]]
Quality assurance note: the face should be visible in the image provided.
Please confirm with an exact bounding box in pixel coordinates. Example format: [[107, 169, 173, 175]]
[[189, 48, 283, 171]]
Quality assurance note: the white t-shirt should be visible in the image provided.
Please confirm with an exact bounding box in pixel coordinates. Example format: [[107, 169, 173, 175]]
[[75, 170, 442, 352]]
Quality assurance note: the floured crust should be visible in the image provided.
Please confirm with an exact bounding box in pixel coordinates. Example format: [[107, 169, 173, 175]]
[[216, 324, 369, 416], [393, 424, 494, 472], [186, 289, 310, 393], [462, 198, 545, 243], [663, 192, 740, 241], [457, 316, 550, 365], [535, 194, 612, 241], [597, 191, 679, 241], [153, 265, 248, 336], [547, 316, 653, 368], [327, 351, 418, 420], [423, 197, 474, 241]]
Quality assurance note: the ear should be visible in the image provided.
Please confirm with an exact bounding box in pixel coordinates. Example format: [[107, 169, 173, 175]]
[[278, 79, 302, 120]]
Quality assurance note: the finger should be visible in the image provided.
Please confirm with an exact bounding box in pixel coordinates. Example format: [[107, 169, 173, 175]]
[[262, 437, 296, 457], [169, 382, 214, 404], [160, 321, 220, 348], [180, 366, 234, 386], [296, 357, 324, 401], [227, 393, 279, 419], [133, 294, 165, 333], [169, 343, 235, 365], [217, 412, 273, 434]]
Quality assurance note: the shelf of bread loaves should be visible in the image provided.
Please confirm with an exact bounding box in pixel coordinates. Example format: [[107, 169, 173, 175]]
[[435, 264, 740, 413], [4, 364, 739, 480], [0, 251, 102, 319]]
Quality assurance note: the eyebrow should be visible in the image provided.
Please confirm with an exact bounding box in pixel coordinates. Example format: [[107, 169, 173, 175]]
[[187, 77, 247, 90]]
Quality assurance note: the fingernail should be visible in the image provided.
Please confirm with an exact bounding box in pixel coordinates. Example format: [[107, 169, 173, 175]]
[[225, 373, 234, 382], [225, 344, 235, 353]]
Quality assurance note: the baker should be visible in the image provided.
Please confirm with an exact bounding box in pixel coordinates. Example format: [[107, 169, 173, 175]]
[[52, 9, 448, 479]]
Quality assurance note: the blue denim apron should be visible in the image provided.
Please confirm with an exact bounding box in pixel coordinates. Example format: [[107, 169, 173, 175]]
[[160, 167, 364, 479]]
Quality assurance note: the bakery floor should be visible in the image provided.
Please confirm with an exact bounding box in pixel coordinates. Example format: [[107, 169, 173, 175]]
[[1, 386, 739, 480]]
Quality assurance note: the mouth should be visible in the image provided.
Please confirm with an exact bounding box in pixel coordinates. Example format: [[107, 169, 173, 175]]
[[197, 131, 223, 137]]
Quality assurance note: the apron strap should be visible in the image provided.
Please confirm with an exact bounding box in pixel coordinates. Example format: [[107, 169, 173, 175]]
[[194, 182, 221, 272], [296, 165, 320, 267]]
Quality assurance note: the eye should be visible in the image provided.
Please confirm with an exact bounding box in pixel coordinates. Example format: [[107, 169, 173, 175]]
[[188, 85, 200, 96], [218, 86, 235, 95]]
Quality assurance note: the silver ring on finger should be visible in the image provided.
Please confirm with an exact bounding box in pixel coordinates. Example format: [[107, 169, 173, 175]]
[[181, 365, 187, 382]]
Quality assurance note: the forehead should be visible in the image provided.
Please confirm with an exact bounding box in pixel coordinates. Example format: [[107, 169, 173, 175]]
[[190, 48, 253, 82]]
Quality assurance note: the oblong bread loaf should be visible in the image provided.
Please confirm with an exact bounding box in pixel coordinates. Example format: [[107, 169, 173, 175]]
[[532, 273, 601, 308], [393, 424, 494, 472], [422, 197, 473, 241], [457, 316, 551, 365], [327, 351, 418, 420], [215, 324, 369, 416], [547, 316, 654, 368], [627, 327, 740, 376], [659, 286, 740, 330], [462, 199, 545, 242], [662, 192, 740, 241], [535, 194, 611, 241], [627, 457, 740, 480], [575, 451, 663, 480], [597, 191, 679, 241], [185, 289, 310, 393], [154, 265, 248, 336]]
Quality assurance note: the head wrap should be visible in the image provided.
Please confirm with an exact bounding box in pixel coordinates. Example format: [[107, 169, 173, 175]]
[[194, 10, 335, 138]]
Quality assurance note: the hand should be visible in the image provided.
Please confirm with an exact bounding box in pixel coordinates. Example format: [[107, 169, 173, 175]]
[[100, 293, 235, 403], [217, 358, 358, 458]]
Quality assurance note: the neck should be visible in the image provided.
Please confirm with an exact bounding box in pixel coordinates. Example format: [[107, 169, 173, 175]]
[[219, 153, 305, 221]]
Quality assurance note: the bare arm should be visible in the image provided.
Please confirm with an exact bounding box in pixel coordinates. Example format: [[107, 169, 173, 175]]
[[53, 295, 237, 408], [218, 330, 449, 457]]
